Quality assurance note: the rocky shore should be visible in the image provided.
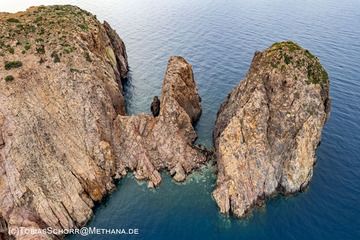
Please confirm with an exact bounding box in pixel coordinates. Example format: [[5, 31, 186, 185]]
[[213, 41, 330, 217]]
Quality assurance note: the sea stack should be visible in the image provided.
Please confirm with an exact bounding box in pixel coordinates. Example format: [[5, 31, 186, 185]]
[[113, 56, 206, 187], [213, 41, 330, 217]]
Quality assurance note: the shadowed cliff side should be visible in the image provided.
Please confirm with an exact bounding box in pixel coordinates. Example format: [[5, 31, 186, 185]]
[[213, 41, 330, 217]]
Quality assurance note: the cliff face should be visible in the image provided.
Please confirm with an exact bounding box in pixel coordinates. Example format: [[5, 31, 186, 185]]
[[213, 41, 330, 217], [0, 5, 128, 239], [0, 6, 206, 239], [113, 56, 206, 187]]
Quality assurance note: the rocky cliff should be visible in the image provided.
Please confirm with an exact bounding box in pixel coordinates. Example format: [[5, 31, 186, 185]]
[[0, 5, 129, 239], [213, 41, 330, 217], [0, 6, 206, 239]]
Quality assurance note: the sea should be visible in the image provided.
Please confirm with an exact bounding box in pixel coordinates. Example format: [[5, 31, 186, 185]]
[[2, 0, 360, 239]]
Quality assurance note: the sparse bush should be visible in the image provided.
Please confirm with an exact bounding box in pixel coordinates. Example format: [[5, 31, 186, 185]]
[[284, 54, 292, 65], [6, 18, 20, 23], [36, 45, 45, 54], [38, 27, 45, 35], [35, 16, 43, 23], [8, 47, 15, 54], [63, 45, 76, 54], [24, 42, 31, 50], [5, 61, 22, 70], [78, 24, 88, 31], [5, 75, 14, 82]]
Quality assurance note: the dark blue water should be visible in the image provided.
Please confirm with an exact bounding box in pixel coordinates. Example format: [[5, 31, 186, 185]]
[[5, 0, 360, 239]]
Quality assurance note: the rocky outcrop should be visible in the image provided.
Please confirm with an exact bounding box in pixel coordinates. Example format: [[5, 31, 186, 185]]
[[213, 41, 330, 217], [0, 5, 128, 239], [113, 56, 206, 187]]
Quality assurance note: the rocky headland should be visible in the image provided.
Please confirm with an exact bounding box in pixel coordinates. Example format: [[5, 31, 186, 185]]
[[0, 5, 206, 239], [213, 41, 330, 217]]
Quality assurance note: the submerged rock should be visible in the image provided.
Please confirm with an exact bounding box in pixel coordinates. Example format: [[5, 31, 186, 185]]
[[213, 41, 330, 217], [0, 5, 128, 239], [113, 56, 206, 186]]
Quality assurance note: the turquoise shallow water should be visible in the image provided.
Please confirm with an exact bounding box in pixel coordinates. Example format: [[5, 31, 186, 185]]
[[3, 0, 360, 239]]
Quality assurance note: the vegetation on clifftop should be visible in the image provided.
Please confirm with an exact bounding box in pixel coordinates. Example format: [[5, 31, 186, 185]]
[[266, 41, 328, 85], [0, 5, 97, 70]]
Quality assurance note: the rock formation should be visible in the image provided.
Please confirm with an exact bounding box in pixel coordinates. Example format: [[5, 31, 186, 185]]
[[113, 56, 206, 187], [213, 41, 330, 217], [0, 5, 128, 239], [0, 6, 206, 239]]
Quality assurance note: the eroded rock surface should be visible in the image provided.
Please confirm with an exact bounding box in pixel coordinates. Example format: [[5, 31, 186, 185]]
[[0, 5, 128, 239], [113, 56, 206, 187], [213, 41, 330, 217]]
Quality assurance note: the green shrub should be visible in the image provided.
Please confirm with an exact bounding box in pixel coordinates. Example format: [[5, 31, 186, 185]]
[[284, 54, 292, 65], [63, 46, 74, 54], [8, 47, 15, 54], [5, 61, 22, 70], [36, 45, 45, 54], [38, 27, 45, 35], [6, 18, 20, 23], [35, 16, 43, 23], [5, 75, 14, 82], [24, 42, 31, 50], [78, 24, 88, 31]]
